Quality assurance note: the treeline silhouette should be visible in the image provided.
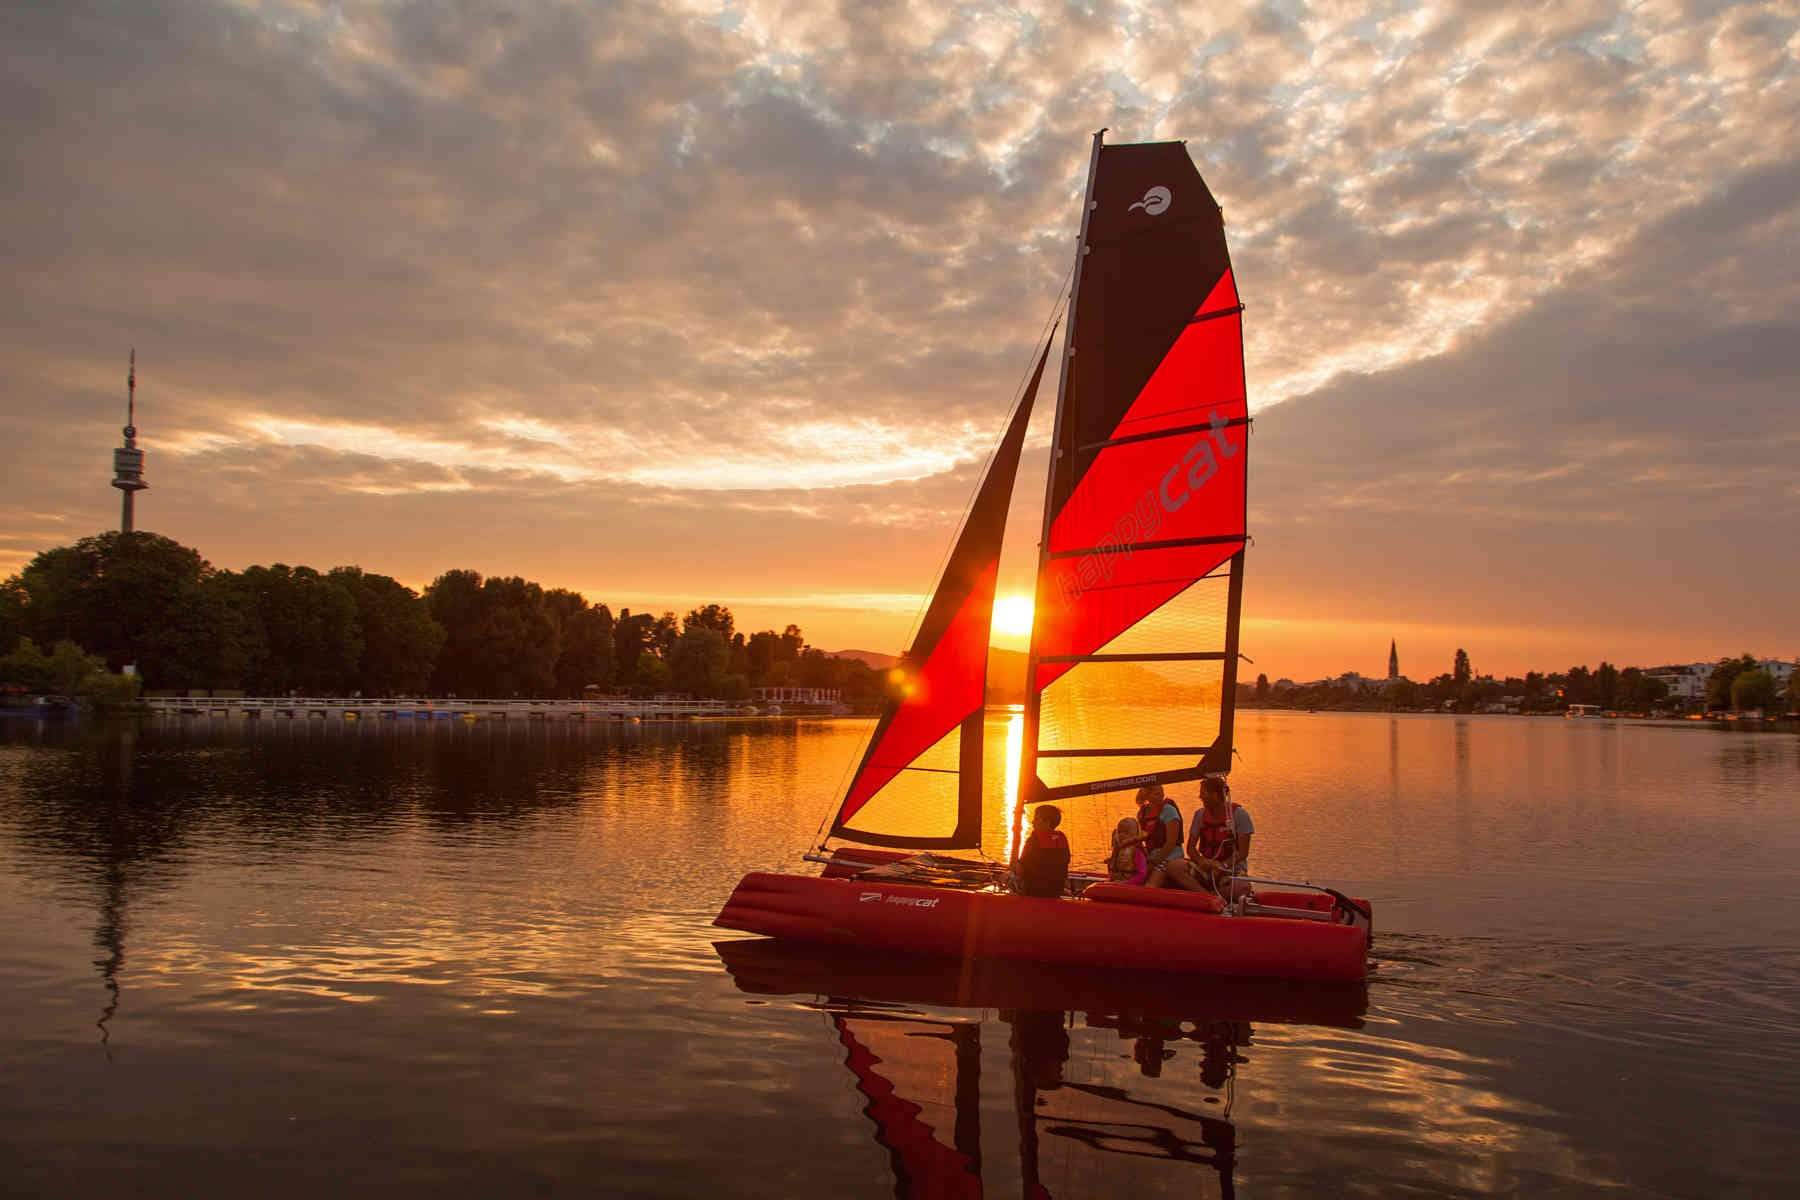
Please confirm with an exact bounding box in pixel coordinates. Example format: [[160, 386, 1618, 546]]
[[1239, 648, 1796, 713], [0, 532, 888, 702]]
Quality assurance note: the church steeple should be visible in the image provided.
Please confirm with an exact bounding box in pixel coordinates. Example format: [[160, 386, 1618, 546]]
[[1388, 639, 1399, 681]]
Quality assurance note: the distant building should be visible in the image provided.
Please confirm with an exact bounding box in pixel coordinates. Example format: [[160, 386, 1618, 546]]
[[1646, 664, 1707, 702], [1758, 658, 1796, 688], [752, 686, 841, 707], [1646, 658, 1796, 704], [1388, 639, 1399, 681], [1337, 672, 1385, 693]]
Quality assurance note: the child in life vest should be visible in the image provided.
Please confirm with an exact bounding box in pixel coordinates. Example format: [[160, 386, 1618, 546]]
[[1016, 805, 1071, 897], [1110, 817, 1149, 884]]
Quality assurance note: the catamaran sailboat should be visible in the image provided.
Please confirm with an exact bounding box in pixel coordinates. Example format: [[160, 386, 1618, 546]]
[[715, 132, 1372, 983]]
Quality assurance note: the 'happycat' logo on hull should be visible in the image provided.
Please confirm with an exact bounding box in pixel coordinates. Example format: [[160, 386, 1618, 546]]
[[858, 891, 940, 909]]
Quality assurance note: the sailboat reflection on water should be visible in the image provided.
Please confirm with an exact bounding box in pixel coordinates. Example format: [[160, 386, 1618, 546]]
[[716, 940, 1365, 1198]]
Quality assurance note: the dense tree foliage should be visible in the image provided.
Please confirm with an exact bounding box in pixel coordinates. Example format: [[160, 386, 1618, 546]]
[[544, 588, 613, 696], [1731, 668, 1779, 712], [1706, 653, 1762, 710], [0, 638, 140, 705], [669, 626, 734, 698], [331, 568, 447, 695], [611, 609, 656, 687], [231, 564, 363, 694], [0, 576, 25, 653], [5, 532, 247, 689], [683, 604, 735, 640], [2, 533, 442, 696], [2, 532, 888, 702]]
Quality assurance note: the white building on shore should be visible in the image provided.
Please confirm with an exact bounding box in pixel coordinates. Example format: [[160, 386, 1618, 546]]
[[1646, 664, 1708, 702], [1760, 658, 1796, 689], [1647, 658, 1796, 703]]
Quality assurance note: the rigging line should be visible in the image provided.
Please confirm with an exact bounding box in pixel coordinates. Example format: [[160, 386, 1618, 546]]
[[810, 262, 1076, 851]]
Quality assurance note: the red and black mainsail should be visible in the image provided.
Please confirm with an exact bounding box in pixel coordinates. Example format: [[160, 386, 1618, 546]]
[[1023, 134, 1248, 805]]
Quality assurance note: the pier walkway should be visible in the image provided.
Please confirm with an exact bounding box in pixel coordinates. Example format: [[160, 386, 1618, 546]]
[[141, 696, 787, 722]]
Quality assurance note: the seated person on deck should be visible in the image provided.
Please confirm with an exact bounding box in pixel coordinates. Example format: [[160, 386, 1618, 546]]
[[1184, 775, 1254, 899], [1135, 783, 1186, 887], [1110, 816, 1149, 884], [1016, 805, 1071, 897]]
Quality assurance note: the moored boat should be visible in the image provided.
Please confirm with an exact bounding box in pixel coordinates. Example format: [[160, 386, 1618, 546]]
[[715, 131, 1373, 981]]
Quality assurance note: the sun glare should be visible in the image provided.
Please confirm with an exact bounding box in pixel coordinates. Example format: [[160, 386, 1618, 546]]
[[992, 593, 1034, 640]]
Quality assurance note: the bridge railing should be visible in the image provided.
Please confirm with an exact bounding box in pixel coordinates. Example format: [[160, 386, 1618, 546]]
[[139, 695, 762, 718]]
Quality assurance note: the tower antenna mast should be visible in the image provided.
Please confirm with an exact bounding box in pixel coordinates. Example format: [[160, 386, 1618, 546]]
[[111, 349, 148, 532]]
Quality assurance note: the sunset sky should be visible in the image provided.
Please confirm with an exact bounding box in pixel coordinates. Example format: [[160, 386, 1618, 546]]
[[3, 0, 1796, 681]]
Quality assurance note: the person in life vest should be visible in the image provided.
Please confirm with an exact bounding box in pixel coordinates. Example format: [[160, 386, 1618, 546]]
[[1015, 804, 1071, 897], [1135, 782, 1186, 887], [1185, 775, 1254, 900], [1109, 816, 1150, 884]]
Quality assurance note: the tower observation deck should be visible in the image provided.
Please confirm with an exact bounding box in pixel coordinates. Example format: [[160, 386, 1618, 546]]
[[112, 350, 148, 532]]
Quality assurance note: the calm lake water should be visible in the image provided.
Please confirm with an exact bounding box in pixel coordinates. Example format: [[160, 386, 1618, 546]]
[[2, 712, 1797, 1197]]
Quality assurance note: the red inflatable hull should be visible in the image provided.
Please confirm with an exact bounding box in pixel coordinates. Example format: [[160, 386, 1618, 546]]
[[715, 871, 1371, 983]]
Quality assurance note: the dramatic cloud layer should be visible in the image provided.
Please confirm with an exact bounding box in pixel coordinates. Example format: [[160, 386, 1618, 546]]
[[3, 0, 1796, 675]]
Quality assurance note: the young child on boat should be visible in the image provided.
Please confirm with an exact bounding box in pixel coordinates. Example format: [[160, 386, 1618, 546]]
[[1015, 805, 1071, 897], [1110, 817, 1149, 885]]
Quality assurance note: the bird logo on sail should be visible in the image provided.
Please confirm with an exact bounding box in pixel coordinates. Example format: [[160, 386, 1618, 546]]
[[1128, 185, 1172, 216]]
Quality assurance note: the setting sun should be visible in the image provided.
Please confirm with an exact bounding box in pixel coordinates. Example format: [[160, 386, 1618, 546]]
[[992, 593, 1034, 641]]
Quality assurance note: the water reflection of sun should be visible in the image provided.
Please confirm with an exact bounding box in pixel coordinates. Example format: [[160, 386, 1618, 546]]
[[992, 593, 1033, 642]]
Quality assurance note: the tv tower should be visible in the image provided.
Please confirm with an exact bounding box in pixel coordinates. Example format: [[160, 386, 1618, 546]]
[[111, 349, 148, 532]]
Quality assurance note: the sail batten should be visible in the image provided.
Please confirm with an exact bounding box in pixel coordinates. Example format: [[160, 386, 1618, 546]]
[[828, 336, 1054, 849]]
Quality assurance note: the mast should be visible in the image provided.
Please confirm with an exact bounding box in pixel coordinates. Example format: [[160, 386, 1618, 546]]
[[1016, 129, 1105, 864]]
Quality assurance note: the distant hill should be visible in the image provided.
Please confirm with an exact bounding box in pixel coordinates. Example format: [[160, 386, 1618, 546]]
[[987, 646, 1029, 704], [987, 647, 1217, 707], [828, 649, 898, 670], [830, 646, 1027, 700], [831, 645, 1205, 708]]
